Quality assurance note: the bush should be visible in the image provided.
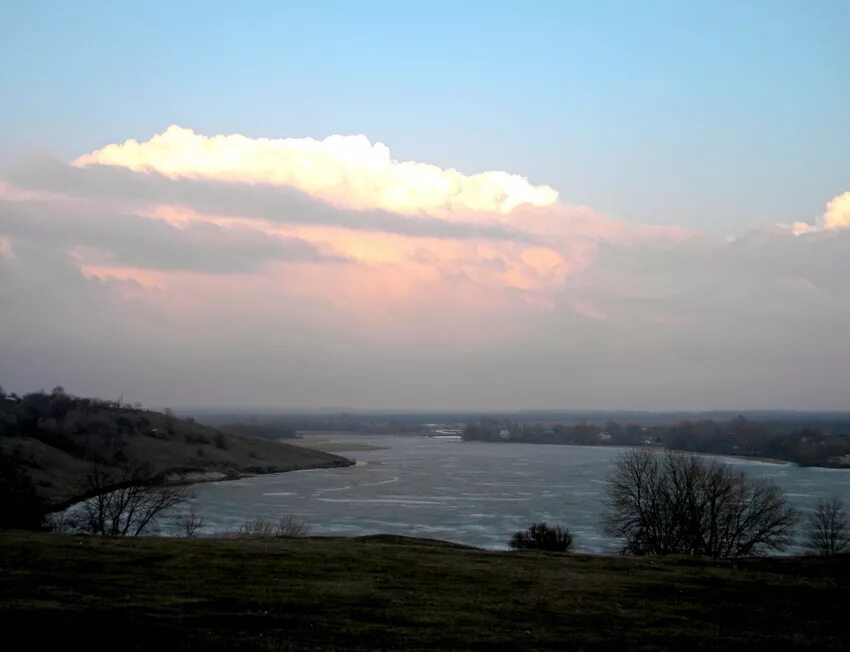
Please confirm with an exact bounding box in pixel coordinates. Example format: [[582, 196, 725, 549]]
[[510, 522, 574, 552], [234, 516, 310, 538]]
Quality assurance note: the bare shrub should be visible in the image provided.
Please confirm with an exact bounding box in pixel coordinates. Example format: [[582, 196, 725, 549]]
[[804, 496, 850, 556], [179, 507, 204, 538], [234, 515, 310, 538], [605, 449, 797, 557], [77, 462, 191, 537], [510, 522, 574, 552], [45, 509, 79, 534]]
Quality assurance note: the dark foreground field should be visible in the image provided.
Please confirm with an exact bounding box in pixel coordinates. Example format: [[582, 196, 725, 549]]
[[1, 532, 848, 651]]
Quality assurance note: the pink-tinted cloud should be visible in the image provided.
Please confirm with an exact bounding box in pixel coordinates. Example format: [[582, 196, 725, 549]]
[[2, 126, 703, 351]]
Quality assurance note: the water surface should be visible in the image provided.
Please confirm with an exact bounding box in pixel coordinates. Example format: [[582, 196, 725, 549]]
[[188, 435, 850, 552]]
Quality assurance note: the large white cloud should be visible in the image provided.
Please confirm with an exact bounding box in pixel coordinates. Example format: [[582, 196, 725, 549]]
[[5, 149, 690, 302], [74, 126, 559, 218], [823, 191, 850, 230]]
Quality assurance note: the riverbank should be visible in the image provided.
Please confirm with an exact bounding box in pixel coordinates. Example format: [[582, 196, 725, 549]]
[[0, 531, 847, 651], [665, 447, 789, 466], [0, 392, 358, 508], [163, 454, 356, 488], [51, 455, 355, 514], [462, 438, 827, 467]]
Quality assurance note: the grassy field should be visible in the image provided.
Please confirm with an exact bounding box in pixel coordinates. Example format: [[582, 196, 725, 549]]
[[1, 531, 847, 651]]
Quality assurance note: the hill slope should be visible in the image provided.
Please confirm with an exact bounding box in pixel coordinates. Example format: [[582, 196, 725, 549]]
[[0, 390, 352, 506], [0, 532, 847, 651]]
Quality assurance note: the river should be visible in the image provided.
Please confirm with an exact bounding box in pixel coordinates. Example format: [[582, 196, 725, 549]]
[[186, 434, 850, 552]]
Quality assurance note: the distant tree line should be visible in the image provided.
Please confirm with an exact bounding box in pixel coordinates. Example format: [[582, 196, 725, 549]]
[[199, 412, 451, 436], [463, 416, 850, 467]]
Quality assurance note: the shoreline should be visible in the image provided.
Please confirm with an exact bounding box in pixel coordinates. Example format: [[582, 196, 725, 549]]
[[50, 457, 355, 513], [460, 438, 834, 467], [679, 449, 789, 466], [168, 456, 357, 487]]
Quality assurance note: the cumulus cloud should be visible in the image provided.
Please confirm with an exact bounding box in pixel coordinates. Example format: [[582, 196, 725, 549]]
[[823, 191, 850, 230], [3, 141, 689, 303], [5, 155, 537, 242], [778, 190, 850, 235], [74, 125, 559, 217]]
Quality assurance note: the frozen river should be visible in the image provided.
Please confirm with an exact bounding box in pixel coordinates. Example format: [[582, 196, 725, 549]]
[[186, 434, 850, 552]]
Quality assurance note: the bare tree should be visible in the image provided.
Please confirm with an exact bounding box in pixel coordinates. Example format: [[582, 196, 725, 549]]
[[78, 462, 191, 537], [804, 497, 850, 556], [179, 507, 204, 538], [605, 450, 797, 557]]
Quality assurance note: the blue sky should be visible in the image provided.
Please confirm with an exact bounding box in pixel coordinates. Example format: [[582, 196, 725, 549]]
[[3, 1, 849, 233]]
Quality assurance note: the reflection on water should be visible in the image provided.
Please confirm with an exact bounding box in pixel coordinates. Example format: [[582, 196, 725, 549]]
[[186, 435, 850, 552]]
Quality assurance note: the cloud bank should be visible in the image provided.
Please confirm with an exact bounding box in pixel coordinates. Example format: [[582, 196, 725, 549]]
[[2, 126, 849, 409]]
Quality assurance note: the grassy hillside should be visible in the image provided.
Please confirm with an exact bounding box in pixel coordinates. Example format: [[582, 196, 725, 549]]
[[0, 531, 847, 651], [0, 389, 352, 506]]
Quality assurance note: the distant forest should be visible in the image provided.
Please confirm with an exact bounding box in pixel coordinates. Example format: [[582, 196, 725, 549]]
[[192, 407, 850, 468], [462, 417, 850, 467]]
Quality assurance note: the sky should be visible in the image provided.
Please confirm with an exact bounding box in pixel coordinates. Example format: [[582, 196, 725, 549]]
[[1, 1, 850, 410]]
